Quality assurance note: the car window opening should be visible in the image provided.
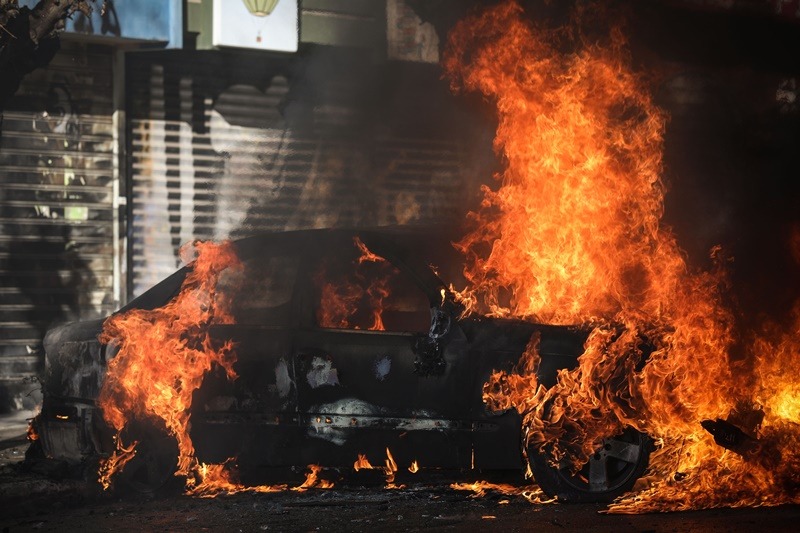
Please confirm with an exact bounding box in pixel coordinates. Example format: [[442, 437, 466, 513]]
[[314, 248, 430, 333]]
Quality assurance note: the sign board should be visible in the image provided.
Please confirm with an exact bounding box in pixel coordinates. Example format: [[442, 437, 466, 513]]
[[213, 0, 299, 52]]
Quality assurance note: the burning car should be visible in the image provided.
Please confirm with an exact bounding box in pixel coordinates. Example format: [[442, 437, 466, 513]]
[[29, 228, 651, 502]]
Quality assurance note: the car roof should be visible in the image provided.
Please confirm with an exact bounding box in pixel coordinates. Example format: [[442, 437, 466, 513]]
[[121, 227, 458, 314], [233, 227, 451, 305]]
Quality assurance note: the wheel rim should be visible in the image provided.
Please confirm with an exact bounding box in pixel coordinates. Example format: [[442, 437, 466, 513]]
[[557, 427, 645, 494]]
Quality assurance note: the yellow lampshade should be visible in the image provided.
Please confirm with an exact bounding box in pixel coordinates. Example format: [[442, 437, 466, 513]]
[[242, 0, 279, 17]]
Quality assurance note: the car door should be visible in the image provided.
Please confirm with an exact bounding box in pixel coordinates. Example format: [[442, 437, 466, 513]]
[[291, 235, 473, 470], [192, 248, 304, 467]]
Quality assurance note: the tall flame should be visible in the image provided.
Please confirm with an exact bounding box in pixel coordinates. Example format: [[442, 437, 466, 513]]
[[445, 0, 800, 511], [444, 1, 685, 325], [97, 241, 241, 490]]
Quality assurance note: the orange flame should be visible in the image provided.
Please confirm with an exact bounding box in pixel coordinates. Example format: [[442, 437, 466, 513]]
[[383, 447, 405, 489], [292, 464, 334, 492], [355, 236, 385, 264], [316, 237, 392, 331], [451, 480, 550, 504], [26, 420, 38, 442], [97, 241, 242, 490], [353, 448, 412, 489], [97, 437, 138, 490], [383, 447, 398, 483], [354, 453, 374, 471], [445, 0, 800, 511], [96, 240, 298, 496], [188, 461, 287, 498], [445, 1, 679, 326], [352, 450, 405, 488]]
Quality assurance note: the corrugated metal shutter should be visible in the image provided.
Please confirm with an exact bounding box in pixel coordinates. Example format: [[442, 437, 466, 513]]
[[126, 48, 476, 298], [0, 42, 116, 406]]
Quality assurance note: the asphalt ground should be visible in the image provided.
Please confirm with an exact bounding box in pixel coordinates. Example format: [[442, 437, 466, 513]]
[[1, 412, 798, 532], [1, 469, 799, 533]]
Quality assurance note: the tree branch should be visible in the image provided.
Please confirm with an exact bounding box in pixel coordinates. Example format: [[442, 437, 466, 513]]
[[0, 0, 96, 111]]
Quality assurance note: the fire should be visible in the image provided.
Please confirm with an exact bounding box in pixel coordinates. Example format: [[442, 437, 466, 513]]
[[355, 236, 384, 264], [352, 449, 407, 488], [189, 462, 287, 498], [772, 387, 800, 423], [408, 460, 419, 474], [292, 465, 334, 492], [189, 462, 243, 497], [97, 241, 243, 491], [97, 436, 138, 490], [444, 1, 676, 325], [451, 480, 551, 504], [384, 447, 406, 489], [445, 0, 800, 511], [316, 237, 392, 331], [353, 454, 374, 471], [384, 447, 398, 484], [26, 420, 38, 442]]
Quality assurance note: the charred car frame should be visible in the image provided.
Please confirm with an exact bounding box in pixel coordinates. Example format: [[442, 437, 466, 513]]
[[29, 229, 651, 502]]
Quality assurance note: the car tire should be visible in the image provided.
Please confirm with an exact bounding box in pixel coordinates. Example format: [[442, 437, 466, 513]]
[[528, 427, 651, 503], [117, 424, 179, 494]]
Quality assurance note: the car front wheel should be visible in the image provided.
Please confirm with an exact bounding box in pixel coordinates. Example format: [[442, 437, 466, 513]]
[[117, 424, 179, 494], [528, 427, 651, 503]]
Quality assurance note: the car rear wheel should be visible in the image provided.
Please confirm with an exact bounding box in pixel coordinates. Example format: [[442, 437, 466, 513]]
[[528, 427, 651, 503]]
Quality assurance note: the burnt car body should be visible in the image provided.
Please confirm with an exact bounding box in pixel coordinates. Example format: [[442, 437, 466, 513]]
[[31, 228, 650, 502]]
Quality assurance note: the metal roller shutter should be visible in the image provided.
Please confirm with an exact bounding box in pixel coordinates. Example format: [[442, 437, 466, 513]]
[[0, 42, 117, 409], [126, 48, 476, 299]]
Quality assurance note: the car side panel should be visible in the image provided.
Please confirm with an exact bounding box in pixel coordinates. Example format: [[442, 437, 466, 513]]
[[191, 324, 301, 466], [291, 327, 473, 469]]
